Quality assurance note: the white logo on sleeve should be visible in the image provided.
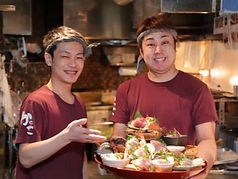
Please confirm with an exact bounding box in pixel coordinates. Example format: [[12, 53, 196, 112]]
[[20, 111, 34, 135]]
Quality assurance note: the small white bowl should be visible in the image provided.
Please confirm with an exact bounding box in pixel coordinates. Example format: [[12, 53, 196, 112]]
[[167, 145, 185, 152], [151, 159, 174, 172], [101, 153, 129, 169]]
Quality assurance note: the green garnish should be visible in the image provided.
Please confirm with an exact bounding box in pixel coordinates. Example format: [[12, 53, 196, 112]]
[[134, 110, 142, 119], [156, 138, 166, 145]]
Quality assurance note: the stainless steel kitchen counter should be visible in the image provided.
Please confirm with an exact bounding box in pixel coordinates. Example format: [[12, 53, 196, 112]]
[[207, 174, 238, 179]]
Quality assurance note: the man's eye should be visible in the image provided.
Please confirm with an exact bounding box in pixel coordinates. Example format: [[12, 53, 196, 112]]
[[76, 56, 85, 60], [162, 41, 169, 45], [62, 55, 69, 59], [147, 43, 155, 47]]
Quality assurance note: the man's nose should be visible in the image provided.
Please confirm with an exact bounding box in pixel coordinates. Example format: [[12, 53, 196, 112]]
[[155, 45, 164, 53], [69, 58, 77, 66]]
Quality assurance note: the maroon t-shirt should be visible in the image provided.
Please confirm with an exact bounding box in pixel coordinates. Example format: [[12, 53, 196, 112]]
[[15, 86, 87, 179], [110, 71, 218, 145]]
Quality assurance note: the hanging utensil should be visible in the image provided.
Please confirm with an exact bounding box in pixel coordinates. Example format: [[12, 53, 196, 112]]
[[17, 36, 27, 59]]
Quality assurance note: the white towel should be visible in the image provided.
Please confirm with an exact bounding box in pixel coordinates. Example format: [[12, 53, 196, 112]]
[[1, 58, 15, 127]]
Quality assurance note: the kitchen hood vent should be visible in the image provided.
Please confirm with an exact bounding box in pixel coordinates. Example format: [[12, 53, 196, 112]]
[[133, 0, 221, 41], [63, 0, 221, 42], [161, 0, 216, 14], [161, 0, 220, 40], [63, 0, 135, 41]]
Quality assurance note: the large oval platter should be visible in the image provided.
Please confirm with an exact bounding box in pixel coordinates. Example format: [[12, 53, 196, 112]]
[[95, 154, 190, 179]]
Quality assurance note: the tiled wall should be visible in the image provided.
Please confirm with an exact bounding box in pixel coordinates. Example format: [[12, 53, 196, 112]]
[[4, 47, 138, 93]]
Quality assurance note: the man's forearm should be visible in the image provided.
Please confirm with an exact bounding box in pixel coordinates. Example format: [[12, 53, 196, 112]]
[[196, 139, 217, 171], [19, 130, 70, 168]]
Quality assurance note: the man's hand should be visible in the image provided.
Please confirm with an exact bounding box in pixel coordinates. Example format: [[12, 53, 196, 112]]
[[64, 118, 107, 144]]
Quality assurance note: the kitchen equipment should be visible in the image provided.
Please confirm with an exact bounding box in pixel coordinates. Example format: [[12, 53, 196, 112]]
[[108, 53, 135, 66], [118, 67, 137, 76], [113, 0, 133, 6], [234, 138, 238, 153], [85, 102, 113, 160], [1, 0, 32, 35], [26, 43, 41, 54], [211, 148, 238, 175], [107, 54, 122, 65], [214, 97, 238, 149], [234, 86, 238, 99], [121, 53, 135, 64], [64, 0, 134, 40], [87, 107, 113, 139], [10, 90, 22, 126], [88, 122, 113, 139], [0, 4, 15, 50], [214, 148, 238, 165], [87, 105, 112, 124]]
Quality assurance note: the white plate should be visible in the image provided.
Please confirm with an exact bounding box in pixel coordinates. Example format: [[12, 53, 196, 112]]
[[166, 145, 185, 152]]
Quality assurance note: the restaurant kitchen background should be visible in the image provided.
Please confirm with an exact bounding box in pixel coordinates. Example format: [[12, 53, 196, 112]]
[[1, 0, 238, 178]]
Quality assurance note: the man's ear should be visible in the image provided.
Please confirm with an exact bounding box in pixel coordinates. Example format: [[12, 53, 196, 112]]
[[139, 48, 144, 59], [44, 52, 52, 66]]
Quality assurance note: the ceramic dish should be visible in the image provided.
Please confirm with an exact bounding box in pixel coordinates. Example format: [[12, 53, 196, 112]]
[[173, 158, 206, 171], [151, 159, 174, 172], [162, 135, 188, 146], [167, 145, 185, 152], [100, 153, 129, 169]]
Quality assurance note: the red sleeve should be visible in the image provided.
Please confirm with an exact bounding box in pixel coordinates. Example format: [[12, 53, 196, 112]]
[[192, 84, 218, 125]]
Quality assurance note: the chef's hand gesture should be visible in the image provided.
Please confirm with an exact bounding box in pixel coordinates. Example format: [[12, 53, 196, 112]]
[[64, 118, 107, 144]]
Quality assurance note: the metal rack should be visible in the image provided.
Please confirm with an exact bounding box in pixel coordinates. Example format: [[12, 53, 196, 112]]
[[215, 98, 238, 150], [214, 98, 238, 129]]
